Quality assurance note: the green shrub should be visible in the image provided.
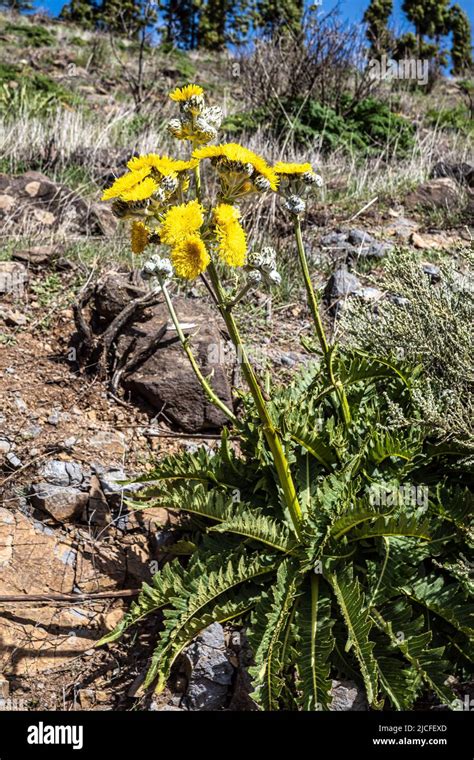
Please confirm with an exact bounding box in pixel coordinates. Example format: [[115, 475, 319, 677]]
[[341, 249, 474, 447], [0, 73, 81, 116], [224, 97, 415, 156], [426, 104, 474, 135], [4, 22, 55, 48], [0, 62, 19, 86]]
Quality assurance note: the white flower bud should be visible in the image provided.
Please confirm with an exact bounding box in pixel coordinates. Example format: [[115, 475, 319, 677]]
[[267, 269, 282, 286], [254, 175, 271, 192], [285, 195, 306, 214], [167, 118, 184, 138], [303, 172, 323, 187], [161, 174, 179, 192], [259, 246, 277, 271], [248, 269, 262, 285], [203, 105, 223, 127], [143, 255, 173, 278]]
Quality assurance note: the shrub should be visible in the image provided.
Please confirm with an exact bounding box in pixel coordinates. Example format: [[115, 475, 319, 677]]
[[4, 22, 55, 47], [340, 249, 474, 447], [426, 104, 474, 135], [224, 97, 415, 156]]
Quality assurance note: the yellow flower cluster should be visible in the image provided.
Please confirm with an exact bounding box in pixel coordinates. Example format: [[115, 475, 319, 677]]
[[169, 84, 204, 103], [160, 200, 209, 279], [194, 143, 278, 195], [102, 167, 158, 203], [213, 204, 247, 267], [100, 83, 323, 282]]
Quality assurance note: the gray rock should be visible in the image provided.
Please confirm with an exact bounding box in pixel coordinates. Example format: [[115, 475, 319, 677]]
[[326, 266, 361, 308], [320, 231, 348, 247], [183, 623, 234, 711], [347, 228, 374, 246], [330, 679, 368, 711], [366, 241, 393, 258], [354, 286, 384, 301], [30, 482, 89, 522], [422, 263, 441, 281], [38, 459, 89, 490], [94, 467, 140, 506], [279, 352, 296, 367], [0, 261, 27, 296], [5, 452, 22, 469]]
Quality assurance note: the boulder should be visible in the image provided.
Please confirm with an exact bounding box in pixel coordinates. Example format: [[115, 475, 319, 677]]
[[431, 162, 474, 188], [0, 171, 117, 236], [404, 177, 461, 210], [122, 297, 233, 432]]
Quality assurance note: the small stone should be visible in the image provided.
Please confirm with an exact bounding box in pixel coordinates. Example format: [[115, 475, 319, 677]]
[[38, 460, 87, 489], [30, 483, 89, 522], [0, 307, 27, 327], [13, 396, 27, 413], [320, 231, 348, 247], [0, 438, 12, 454], [88, 430, 126, 456], [6, 452, 22, 469], [355, 286, 384, 301], [422, 262, 441, 281], [279, 353, 295, 367], [331, 680, 368, 711], [78, 689, 95, 709], [183, 623, 234, 711]]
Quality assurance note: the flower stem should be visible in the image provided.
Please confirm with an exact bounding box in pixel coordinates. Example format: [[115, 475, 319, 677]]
[[158, 275, 238, 425], [207, 261, 303, 539], [294, 215, 351, 427]]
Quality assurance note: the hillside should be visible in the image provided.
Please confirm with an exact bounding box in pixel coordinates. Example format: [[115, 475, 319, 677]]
[[0, 8, 472, 719]]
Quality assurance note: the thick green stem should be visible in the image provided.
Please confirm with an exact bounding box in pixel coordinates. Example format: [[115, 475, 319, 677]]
[[294, 215, 351, 427], [158, 275, 237, 425], [207, 262, 303, 539]]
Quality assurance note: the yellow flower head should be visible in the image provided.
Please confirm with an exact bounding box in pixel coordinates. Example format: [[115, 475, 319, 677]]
[[101, 167, 158, 201], [274, 162, 314, 176], [193, 143, 278, 192], [171, 234, 210, 280], [213, 203, 247, 267], [127, 154, 198, 175], [160, 200, 204, 246], [130, 221, 150, 254], [169, 84, 204, 102], [214, 203, 240, 227]]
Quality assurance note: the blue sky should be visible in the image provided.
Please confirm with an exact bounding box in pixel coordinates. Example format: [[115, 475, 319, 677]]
[[33, 0, 474, 40]]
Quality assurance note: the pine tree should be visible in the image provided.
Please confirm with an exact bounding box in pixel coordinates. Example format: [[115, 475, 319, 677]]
[[363, 0, 393, 58], [59, 0, 97, 28], [198, 0, 252, 49], [255, 0, 304, 39], [450, 4, 473, 75], [161, 0, 200, 48], [97, 0, 144, 37], [0, 0, 34, 11], [401, 0, 451, 55]]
